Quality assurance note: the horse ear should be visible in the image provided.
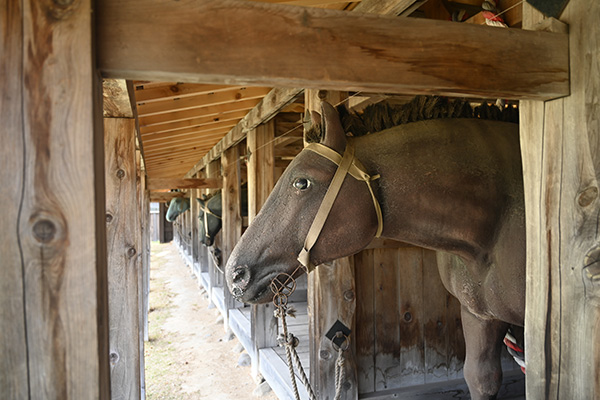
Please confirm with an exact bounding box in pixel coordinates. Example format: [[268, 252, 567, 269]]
[[320, 101, 346, 153]]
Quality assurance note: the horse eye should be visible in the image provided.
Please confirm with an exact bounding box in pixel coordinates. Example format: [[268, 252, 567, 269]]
[[293, 178, 311, 191]]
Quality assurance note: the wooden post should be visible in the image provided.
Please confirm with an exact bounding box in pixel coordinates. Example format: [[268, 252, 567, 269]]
[[190, 173, 200, 276], [305, 90, 358, 399], [136, 149, 148, 397], [0, 1, 109, 398], [521, 1, 600, 398], [247, 120, 278, 378], [206, 160, 220, 302], [221, 142, 245, 322], [105, 118, 141, 400]]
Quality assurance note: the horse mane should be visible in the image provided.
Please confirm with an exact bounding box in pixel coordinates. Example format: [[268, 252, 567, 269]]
[[305, 95, 519, 143]]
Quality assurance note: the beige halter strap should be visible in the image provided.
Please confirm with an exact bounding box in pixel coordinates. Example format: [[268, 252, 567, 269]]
[[200, 203, 221, 240], [297, 143, 383, 272]]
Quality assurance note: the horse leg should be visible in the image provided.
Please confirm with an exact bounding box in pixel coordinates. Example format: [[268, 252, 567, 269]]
[[461, 306, 508, 400]]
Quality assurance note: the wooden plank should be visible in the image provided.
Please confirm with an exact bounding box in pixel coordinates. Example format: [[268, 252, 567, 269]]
[[353, 0, 424, 15], [134, 83, 246, 103], [140, 109, 250, 135], [105, 118, 141, 400], [136, 86, 271, 116], [0, 1, 109, 398], [135, 149, 146, 398], [247, 120, 279, 378], [373, 248, 402, 392], [354, 250, 376, 395], [521, 1, 600, 398], [97, 0, 568, 101], [0, 1, 28, 396], [186, 87, 303, 177], [139, 98, 259, 127], [147, 178, 222, 190]]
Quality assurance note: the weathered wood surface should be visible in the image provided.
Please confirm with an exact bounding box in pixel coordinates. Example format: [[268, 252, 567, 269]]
[[105, 118, 141, 400], [103, 79, 134, 118], [0, 1, 109, 398], [247, 120, 279, 378], [98, 0, 568, 100], [135, 149, 147, 397], [147, 178, 222, 190], [221, 143, 245, 316], [521, 1, 600, 398], [355, 248, 465, 394]]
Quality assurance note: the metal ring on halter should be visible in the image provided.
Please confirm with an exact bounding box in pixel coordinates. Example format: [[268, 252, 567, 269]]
[[270, 272, 297, 297], [332, 331, 350, 352]]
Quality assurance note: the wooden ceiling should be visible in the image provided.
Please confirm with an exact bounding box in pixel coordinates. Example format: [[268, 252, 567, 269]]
[[125, 0, 523, 181]]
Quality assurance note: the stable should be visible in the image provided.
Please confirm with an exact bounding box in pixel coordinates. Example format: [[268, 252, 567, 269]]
[[1, 1, 598, 400]]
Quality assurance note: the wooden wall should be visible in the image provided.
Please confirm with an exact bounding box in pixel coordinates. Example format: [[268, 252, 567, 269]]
[[355, 247, 465, 394]]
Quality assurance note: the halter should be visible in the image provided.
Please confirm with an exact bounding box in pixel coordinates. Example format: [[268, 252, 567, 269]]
[[199, 202, 221, 242], [297, 142, 383, 272]]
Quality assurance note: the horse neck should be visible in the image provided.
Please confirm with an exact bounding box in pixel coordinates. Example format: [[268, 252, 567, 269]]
[[352, 120, 517, 261]]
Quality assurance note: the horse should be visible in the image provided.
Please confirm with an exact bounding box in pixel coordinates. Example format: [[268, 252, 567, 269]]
[[225, 98, 525, 400], [166, 197, 190, 222], [197, 183, 249, 247]]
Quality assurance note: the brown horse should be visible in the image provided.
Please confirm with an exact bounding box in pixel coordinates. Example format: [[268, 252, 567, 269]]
[[225, 100, 525, 400]]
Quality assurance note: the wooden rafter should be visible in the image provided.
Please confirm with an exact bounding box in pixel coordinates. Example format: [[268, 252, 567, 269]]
[[147, 178, 222, 190]]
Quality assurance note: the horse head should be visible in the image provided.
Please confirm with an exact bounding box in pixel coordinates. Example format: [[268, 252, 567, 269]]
[[225, 102, 379, 304], [197, 191, 223, 247], [166, 197, 190, 222]]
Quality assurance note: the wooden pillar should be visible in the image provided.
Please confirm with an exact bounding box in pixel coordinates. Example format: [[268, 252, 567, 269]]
[[221, 142, 245, 321], [206, 160, 220, 301], [136, 149, 148, 397], [305, 90, 358, 399], [105, 118, 141, 400], [521, 1, 600, 398], [0, 1, 109, 398], [247, 120, 278, 377], [191, 173, 200, 276]]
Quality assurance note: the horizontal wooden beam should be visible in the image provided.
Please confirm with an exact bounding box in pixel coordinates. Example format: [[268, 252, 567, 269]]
[[147, 178, 222, 190], [185, 87, 303, 177], [149, 191, 187, 203], [97, 0, 568, 101]]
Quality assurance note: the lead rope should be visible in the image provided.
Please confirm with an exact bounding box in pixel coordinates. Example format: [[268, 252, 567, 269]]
[[271, 268, 317, 400]]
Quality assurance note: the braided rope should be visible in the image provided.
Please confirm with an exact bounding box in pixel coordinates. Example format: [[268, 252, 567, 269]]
[[334, 349, 346, 400]]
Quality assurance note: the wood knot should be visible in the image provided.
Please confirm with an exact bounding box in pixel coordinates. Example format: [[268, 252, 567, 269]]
[[317, 90, 328, 100], [343, 290, 355, 301], [319, 350, 331, 360], [109, 351, 119, 365], [578, 186, 598, 207], [32, 219, 56, 243], [47, 0, 78, 20], [583, 247, 600, 303], [127, 247, 137, 258], [116, 169, 126, 179], [403, 312, 412, 323], [105, 213, 113, 223]]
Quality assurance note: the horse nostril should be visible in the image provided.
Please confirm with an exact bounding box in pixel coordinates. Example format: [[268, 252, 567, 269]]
[[231, 265, 251, 292]]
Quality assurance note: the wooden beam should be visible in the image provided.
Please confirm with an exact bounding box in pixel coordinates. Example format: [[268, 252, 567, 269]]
[[149, 192, 187, 202], [0, 1, 110, 398], [103, 79, 134, 118], [97, 0, 568, 101], [147, 178, 222, 190], [140, 109, 249, 135], [185, 87, 303, 177]]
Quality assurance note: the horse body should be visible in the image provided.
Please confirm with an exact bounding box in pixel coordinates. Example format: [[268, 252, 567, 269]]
[[225, 102, 525, 399], [197, 183, 249, 246]]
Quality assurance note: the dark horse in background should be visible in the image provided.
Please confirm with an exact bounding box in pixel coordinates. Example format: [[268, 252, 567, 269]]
[[225, 97, 525, 400], [166, 197, 190, 222]]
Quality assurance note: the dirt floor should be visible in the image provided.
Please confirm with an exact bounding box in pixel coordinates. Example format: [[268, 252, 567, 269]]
[[145, 241, 279, 400]]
